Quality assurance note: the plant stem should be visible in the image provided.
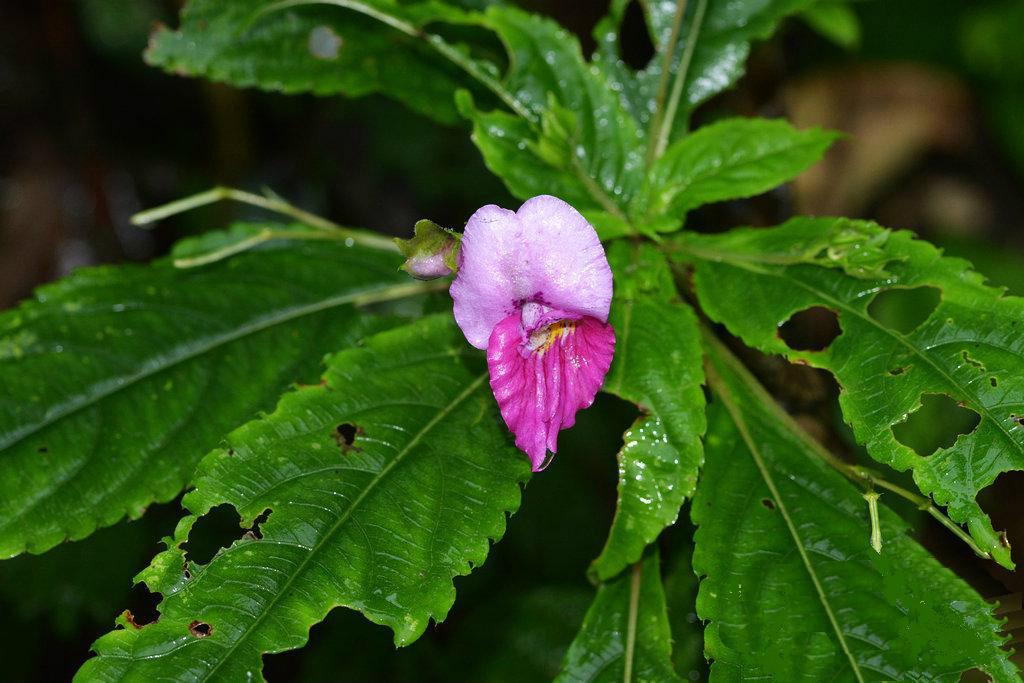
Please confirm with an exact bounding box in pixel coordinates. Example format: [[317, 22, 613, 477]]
[[349, 278, 450, 307], [132, 186, 398, 253], [173, 228, 354, 268], [651, 0, 707, 161], [645, 0, 687, 167], [622, 562, 642, 683]]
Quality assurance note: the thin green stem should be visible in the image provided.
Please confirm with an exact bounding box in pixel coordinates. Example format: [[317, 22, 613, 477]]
[[133, 186, 334, 231], [173, 228, 355, 268], [349, 278, 450, 307], [132, 186, 398, 253], [698, 324, 993, 562], [254, 0, 535, 122], [173, 228, 276, 268], [622, 561, 642, 683], [644, 0, 687, 167], [651, 0, 707, 161]]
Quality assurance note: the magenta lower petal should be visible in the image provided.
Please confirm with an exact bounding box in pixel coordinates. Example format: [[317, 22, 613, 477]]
[[486, 311, 616, 471]]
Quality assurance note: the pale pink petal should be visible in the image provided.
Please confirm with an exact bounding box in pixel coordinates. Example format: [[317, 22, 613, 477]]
[[451, 196, 613, 349], [486, 311, 616, 471]]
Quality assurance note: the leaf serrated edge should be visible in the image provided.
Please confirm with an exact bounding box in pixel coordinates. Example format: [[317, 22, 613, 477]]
[[80, 317, 532, 683]]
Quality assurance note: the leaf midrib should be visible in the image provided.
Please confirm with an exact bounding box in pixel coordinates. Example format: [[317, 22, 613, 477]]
[[195, 371, 490, 683], [705, 353, 866, 683], [0, 280, 431, 453]]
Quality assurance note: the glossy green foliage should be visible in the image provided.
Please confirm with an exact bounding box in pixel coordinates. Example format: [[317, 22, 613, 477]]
[[0, 224, 422, 558], [592, 242, 705, 581], [457, 4, 649, 237], [680, 217, 1024, 568], [638, 118, 838, 231], [461, 5, 836, 237], [596, 0, 819, 141], [146, 0, 490, 124], [8, 2, 1023, 681], [150, 0, 833, 239], [76, 315, 531, 683], [698, 337, 1020, 683], [556, 548, 683, 683], [675, 216, 898, 278]]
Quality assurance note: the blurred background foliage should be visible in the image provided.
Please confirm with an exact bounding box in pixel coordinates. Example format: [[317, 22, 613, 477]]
[[1, 1, 1022, 681]]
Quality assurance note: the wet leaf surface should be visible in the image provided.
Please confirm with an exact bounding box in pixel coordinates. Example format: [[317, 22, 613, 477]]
[[592, 242, 705, 581], [0, 223, 414, 558], [698, 335, 1019, 683], [76, 315, 531, 683], [680, 217, 1024, 567]]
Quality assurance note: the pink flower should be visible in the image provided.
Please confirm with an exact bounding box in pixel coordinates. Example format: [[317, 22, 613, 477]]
[[450, 195, 615, 471]]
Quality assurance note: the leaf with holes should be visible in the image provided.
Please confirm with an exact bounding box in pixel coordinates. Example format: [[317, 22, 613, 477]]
[[678, 217, 1024, 568], [75, 314, 531, 683], [146, 0, 495, 125], [591, 242, 705, 582], [635, 118, 839, 232], [556, 547, 683, 683], [0, 223, 429, 559], [699, 334, 1020, 683]]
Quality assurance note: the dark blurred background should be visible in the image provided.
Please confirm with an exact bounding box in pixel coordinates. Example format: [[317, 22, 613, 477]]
[[2, 1, 1023, 681]]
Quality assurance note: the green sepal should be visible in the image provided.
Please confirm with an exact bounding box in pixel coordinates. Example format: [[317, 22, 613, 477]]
[[395, 219, 461, 280]]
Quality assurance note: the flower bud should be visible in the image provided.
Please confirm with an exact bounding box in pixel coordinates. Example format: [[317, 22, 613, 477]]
[[394, 219, 460, 280]]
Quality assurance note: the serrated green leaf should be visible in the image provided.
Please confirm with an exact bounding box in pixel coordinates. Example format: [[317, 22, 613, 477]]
[[149, 2, 645, 236], [643, 0, 819, 141], [75, 315, 531, 683], [0, 224, 427, 558], [457, 91, 624, 233], [145, 0, 491, 125], [556, 548, 683, 683], [595, 0, 819, 147], [678, 217, 1024, 567], [591, 242, 705, 581], [698, 334, 1020, 683], [456, 5, 646, 236], [673, 215, 899, 278], [636, 118, 838, 231]]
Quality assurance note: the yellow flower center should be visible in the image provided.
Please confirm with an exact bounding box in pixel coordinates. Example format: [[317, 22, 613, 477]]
[[527, 320, 576, 354]]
